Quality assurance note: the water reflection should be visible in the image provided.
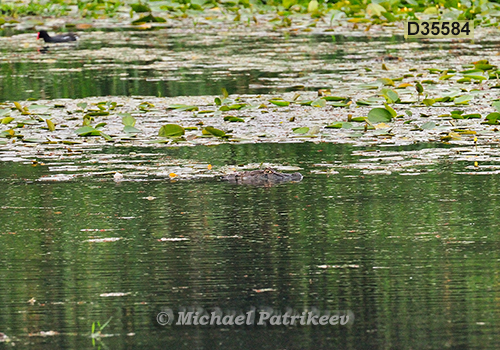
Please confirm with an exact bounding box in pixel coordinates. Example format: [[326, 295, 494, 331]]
[[0, 143, 499, 349], [0, 30, 492, 101]]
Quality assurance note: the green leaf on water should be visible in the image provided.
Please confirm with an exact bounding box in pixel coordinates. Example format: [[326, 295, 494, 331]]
[[422, 98, 436, 106], [138, 102, 154, 111], [203, 126, 226, 137], [296, 100, 312, 106], [122, 115, 136, 127], [76, 126, 101, 136], [100, 132, 112, 141], [227, 104, 247, 110], [322, 96, 346, 101], [77, 102, 88, 110], [439, 74, 455, 80], [356, 96, 384, 105], [166, 104, 199, 111], [14, 102, 24, 112], [0, 109, 10, 117], [23, 138, 45, 143], [1, 117, 14, 124], [146, 139, 170, 144], [82, 115, 93, 126], [421, 122, 436, 130], [351, 117, 367, 122], [367, 108, 393, 123], [331, 102, 350, 107], [483, 112, 500, 125], [0, 129, 17, 138], [381, 88, 399, 103], [124, 126, 142, 134], [382, 11, 396, 22], [461, 113, 482, 119], [464, 74, 487, 81], [415, 82, 424, 94], [222, 88, 229, 99], [224, 116, 245, 122], [359, 82, 382, 90], [292, 127, 310, 134], [311, 98, 326, 108], [28, 104, 50, 111], [325, 122, 352, 129], [159, 124, 185, 137], [383, 103, 397, 117], [377, 78, 395, 86], [85, 111, 109, 117], [269, 99, 290, 107], [474, 61, 496, 71], [46, 119, 55, 131], [454, 95, 473, 105]]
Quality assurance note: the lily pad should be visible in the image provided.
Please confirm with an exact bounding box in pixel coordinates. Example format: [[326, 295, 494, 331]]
[[167, 104, 198, 111], [0, 109, 10, 117], [75, 126, 101, 136], [46, 119, 56, 131], [203, 126, 226, 137], [159, 124, 185, 137], [224, 116, 245, 122], [367, 108, 393, 123], [483, 112, 500, 125], [122, 115, 136, 127], [124, 126, 142, 134], [292, 127, 310, 134], [421, 122, 436, 130], [325, 122, 352, 129], [269, 99, 290, 107], [311, 98, 326, 108], [454, 95, 473, 105]]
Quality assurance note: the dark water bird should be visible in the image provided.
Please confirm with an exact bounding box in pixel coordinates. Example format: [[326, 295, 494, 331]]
[[37, 30, 78, 43]]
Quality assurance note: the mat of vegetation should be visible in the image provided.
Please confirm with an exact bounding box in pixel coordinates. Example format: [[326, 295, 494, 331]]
[[2, 0, 500, 35], [2, 0, 500, 180]]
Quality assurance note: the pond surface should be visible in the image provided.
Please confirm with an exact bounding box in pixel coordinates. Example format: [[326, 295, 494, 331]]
[[1, 28, 500, 101], [1, 142, 500, 349], [2, 20, 500, 349]]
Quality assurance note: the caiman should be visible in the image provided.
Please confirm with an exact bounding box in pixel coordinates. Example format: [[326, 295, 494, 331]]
[[222, 168, 303, 186]]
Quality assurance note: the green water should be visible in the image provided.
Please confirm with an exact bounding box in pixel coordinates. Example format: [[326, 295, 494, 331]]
[[0, 31, 483, 101], [1, 142, 499, 349]]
